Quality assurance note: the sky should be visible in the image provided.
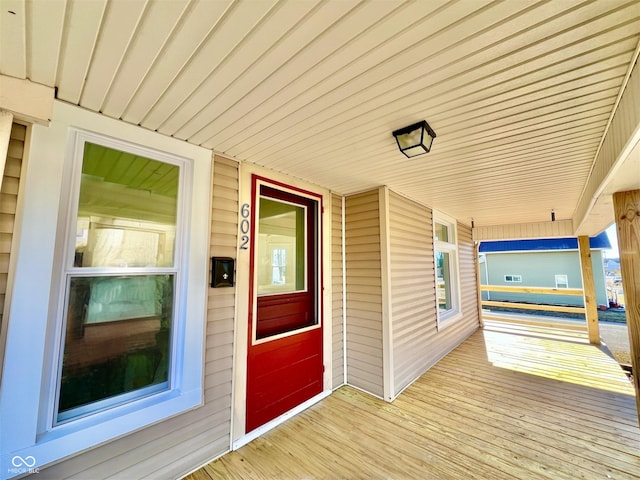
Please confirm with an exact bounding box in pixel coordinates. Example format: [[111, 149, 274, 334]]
[[603, 223, 619, 259]]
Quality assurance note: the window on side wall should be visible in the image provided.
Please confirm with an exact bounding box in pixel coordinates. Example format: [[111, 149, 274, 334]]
[[504, 274, 522, 283], [433, 211, 462, 329], [555, 274, 569, 289]]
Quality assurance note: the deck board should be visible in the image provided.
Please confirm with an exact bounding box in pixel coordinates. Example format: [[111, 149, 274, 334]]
[[185, 324, 640, 479]]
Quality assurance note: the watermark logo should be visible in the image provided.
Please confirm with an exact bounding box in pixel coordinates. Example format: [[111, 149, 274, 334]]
[[7, 455, 39, 475], [12, 456, 35, 468]]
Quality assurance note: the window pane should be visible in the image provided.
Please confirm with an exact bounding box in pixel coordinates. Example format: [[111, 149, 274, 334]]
[[434, 222, 449, 242], [555, 274, 569, 288], [57, 275, 173, 422], [75, 142, 179, 268], [257, 197, 306, 295], [436, 251, 452, 312]]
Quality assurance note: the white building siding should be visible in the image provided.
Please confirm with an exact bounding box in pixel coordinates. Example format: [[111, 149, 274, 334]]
[[344, 190, 383, 397]]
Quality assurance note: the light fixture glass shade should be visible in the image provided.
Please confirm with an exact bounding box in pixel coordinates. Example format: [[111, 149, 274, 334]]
[[392, 120, 436, 158]]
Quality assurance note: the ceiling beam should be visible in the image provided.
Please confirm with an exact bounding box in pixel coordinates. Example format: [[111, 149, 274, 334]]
[[0, 75, 54, 125], [473, 219, 574, 242], [573, 42, 640, 235]]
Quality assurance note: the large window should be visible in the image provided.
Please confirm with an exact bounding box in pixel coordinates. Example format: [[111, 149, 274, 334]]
[[54, 140, 181, 423], [433, 212, 461, 328], [0, 107, 209, 472]]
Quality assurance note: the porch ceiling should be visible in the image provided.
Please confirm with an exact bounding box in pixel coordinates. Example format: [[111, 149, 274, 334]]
[[2, 0, 639, 230]]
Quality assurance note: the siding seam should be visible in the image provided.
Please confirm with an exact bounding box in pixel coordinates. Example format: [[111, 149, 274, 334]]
[[341, 194, 347, 386]]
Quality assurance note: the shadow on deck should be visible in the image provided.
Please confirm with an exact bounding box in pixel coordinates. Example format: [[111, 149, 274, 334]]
[[186, 324, 640, 479]]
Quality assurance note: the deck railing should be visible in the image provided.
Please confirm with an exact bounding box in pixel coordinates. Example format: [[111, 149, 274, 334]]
[[480, 284, 585, 314]]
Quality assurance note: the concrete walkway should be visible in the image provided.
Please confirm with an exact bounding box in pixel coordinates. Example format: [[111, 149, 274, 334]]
[[599, 321, 630, 358]]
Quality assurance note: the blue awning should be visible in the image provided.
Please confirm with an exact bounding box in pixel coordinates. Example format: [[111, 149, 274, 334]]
[[479, 231, 611, 253]]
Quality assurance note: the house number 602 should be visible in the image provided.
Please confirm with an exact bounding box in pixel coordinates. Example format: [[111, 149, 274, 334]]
[[240, 203, 250, 250]]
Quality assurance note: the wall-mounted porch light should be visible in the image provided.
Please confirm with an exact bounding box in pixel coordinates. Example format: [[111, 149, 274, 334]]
[[392, 120, 437, 158]]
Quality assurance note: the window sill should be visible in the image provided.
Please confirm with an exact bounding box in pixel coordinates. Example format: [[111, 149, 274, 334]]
[[22, 388, 202, 473], [437, 310, 463, 331]]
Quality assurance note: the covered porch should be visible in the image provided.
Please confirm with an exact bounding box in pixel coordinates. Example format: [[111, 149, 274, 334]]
[[1, 2, 640, 478], [187, 322, 639, 480]]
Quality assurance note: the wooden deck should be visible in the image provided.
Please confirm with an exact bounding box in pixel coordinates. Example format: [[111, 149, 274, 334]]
[[185, 323, 640, 479]]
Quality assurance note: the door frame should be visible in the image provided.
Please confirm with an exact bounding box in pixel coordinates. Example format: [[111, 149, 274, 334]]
[[232, 163, 333, 446]]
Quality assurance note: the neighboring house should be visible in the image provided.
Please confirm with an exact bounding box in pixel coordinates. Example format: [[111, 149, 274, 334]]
[[0, 3, 638, 480], [479, 233, 610, 308], [604, 259, 621, 277]]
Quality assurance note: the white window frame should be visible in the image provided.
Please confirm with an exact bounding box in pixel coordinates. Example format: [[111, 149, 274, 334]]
[[256, 195, 308, 296], [50, 131, 189, 427], [0, 103, 210, 474], [250, 178, 322, 346], [504, 274, 522, 283], [433, 211, 462, 329], [555, 274, 569, 289]]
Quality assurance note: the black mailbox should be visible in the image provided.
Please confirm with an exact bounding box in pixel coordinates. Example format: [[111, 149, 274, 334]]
[[211, 257, 235, 288]]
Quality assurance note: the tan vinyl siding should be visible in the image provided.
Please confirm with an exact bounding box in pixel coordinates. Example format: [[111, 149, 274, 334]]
[[574, 60, 640, 230], [331, 193, 344, 388], [344, 190, 383, 397], [388, 193, 480, 397], [0, 123, 25, 334], [388, 192, 437, 395], [419, 221, 479, 369], [40, 156, 238, 479], [457, 222, 480, 330], [473, 220, 574, 242]]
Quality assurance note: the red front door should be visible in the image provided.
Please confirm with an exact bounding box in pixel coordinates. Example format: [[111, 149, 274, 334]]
[[246, 177, 323, 432]]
